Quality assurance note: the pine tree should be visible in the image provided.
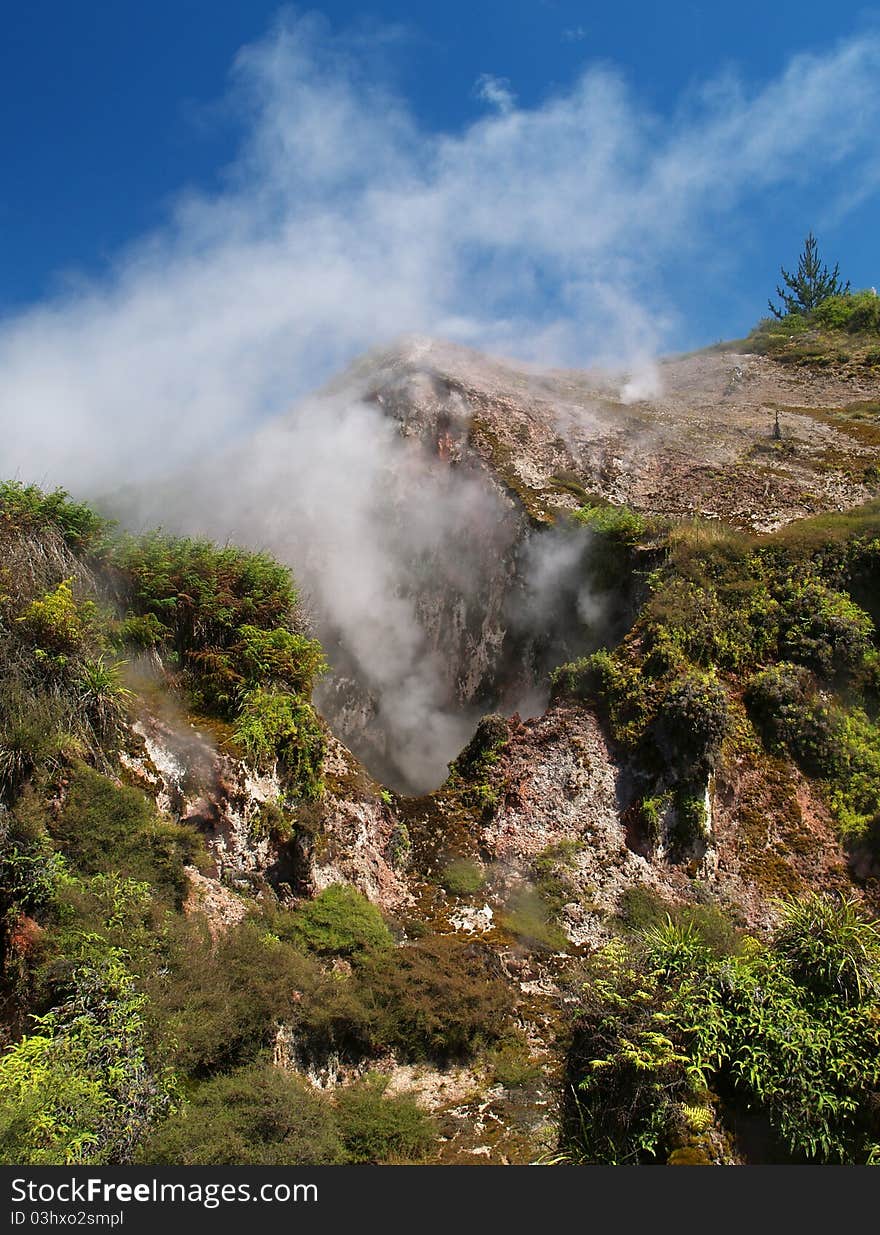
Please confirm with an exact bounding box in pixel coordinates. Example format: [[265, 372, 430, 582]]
[[768, 231, 850, 319]]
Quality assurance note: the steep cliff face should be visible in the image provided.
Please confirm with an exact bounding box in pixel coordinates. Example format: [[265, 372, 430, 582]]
[[277, 336, 880, 787], [119, 335, 879, 795]]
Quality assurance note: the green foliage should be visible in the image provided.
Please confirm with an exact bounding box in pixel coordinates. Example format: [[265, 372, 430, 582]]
[[116, 613, 164, 649], [774, 893, 880, 1004], [140, 1062, 344, 1166], [0, 683, 65, 802], [487, 1036, 543, 1088], [114, 533, 298, 659], [500, 885, 569, 951], [49, 763, 202, 905], [616, 886, 741, 958], [446, 713, 509, 818], [778, 577, 874, 677], [812, 289, 880, 334], [0, 482, 107, 551], [356, 936, 513, 1063], [569, 895, 880, 1164], [144, 920, 320, 1078], [555, 507, 880, 854], [746, 667, 880, 838], [769, 231, 850, 319], [18, 580, 98, 659], [233, 688, 325, 797], [333, 1075, 435, 1163], [251, 799, 292, 844], [0, 950, 173, 1165], [142, 1066, 434, 1166], [449, 713, 509, 782], [235, 624, 326, 695], [574, 503, 647, 541], [568, 940, 695, 1163], [654, 672, 729, 779], [279, 885, 393, 958], [439, 857, 485, 896], [74, 656, 132, 741]]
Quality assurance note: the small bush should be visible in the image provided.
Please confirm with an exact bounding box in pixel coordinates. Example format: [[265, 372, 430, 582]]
[[574, 504, 647, 541], [233, 689, 325, 798], [500, 885, 569, 951], [278, 885, 393, 958], [450, 714, 509, 781], [18, 580, 97, 658], [0, 483, 106, 551], [0, 684, 64, 802], [74, 657, 132, 741], [654, 672, 729, 778], [812, 289, 880, 335], [140, 1062, 344, 1165], [50, 764, 202, 905], [487, 1036, 543, 1088], [116, 613, 164, 649], [145, 920, 321, 1078], [774, 893, 880, 1004], [778, 578, 873, 678], [439, 857, 485, 896], [357, 936, 513, 1062], [333, 1075, 435, 1163], [0, 950, 172, 1165]]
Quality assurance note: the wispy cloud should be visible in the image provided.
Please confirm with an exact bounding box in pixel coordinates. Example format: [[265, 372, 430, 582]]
[[2, 10, 879, 489], [474, 73, 517, 114]]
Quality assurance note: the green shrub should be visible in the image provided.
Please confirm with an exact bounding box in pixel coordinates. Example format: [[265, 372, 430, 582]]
[[140, 1063, 344, 1165], [0, 483, 106, 551], [49, 763, 202, 905], [778, 578, 873, 677], [333, 1075, 435, 1163], [449, 714, 509, 782], [500, 885, 569, 951], [116, 613, 164, 649], [74, 656, 132, 741], [616, 887, 739, 957], [486, 1036, 543, 1088], [439, 857, 485, 896], [145, 920, 320, 1078], [113, 533, 298, 657], [235, 624, 325, 694], [568, 895, 880, 1164], [18, 580, 98, 658], [233, 689, 325, 798], [574, 504, 647, 541], [774, 893, 880, 1004], [654, 672, 729, 778], [812, 289, 880, 334], [0, 950, 173, 1165], [357, 936, 513, 1062], [826, 708, 880, 838], [278, 885, 393, 958], [251, 800, 292, 844], [0, 683, 64, 802]]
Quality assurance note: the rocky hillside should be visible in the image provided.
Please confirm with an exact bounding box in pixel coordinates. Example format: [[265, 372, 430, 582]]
[[2, 325, 880, 1166], [116, 331, 880, 796]]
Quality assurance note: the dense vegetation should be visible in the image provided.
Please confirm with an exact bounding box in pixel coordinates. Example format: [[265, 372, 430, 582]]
[[747, 287, 880, 369], [0, 482, 520, 1165], [4, 475, 880, 1167], [567, 893, 880, 1164], [553, 501, 880, 857]]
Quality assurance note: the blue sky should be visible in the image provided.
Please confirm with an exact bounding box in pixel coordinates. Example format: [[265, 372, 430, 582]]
[[3, 3, 880, 488], [3, 1, 879, 320]]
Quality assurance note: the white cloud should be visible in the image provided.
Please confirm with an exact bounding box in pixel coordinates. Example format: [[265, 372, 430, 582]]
[[474, 73, 516, 114], [1, 13, 879, 489]]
